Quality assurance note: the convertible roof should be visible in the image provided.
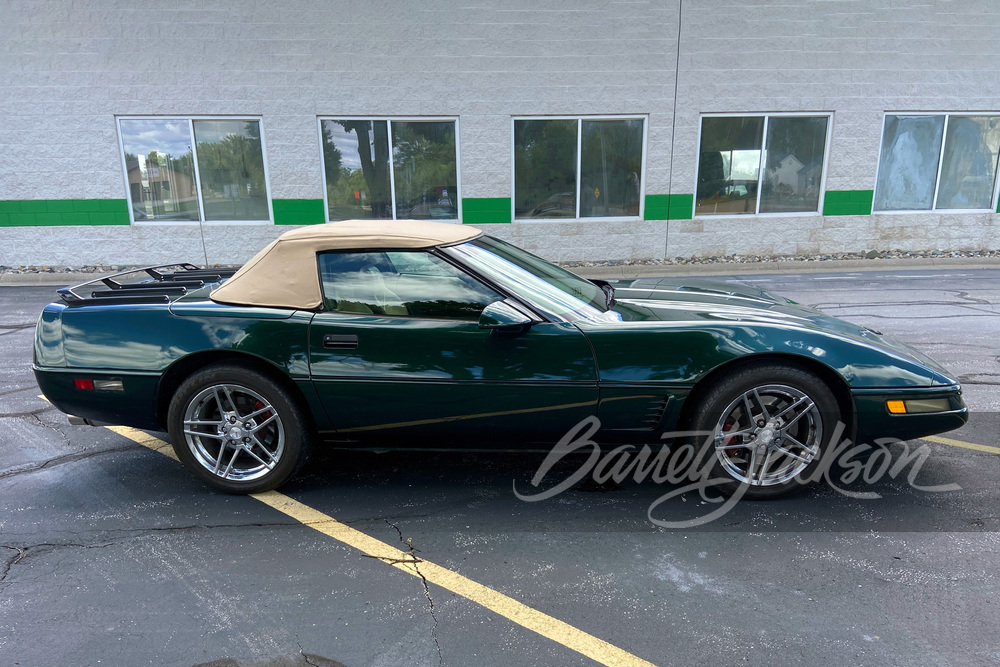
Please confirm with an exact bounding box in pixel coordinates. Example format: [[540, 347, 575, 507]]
[[210, 219, 482, 310]]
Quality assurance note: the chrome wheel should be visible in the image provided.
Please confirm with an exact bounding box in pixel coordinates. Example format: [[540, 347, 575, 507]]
[[181, 383, 285, 482], [712, 383, 822, 486]]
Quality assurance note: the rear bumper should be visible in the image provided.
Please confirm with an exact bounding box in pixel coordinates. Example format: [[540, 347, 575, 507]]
[[853, 384, 967, 444], [34, 365, 163, 430]]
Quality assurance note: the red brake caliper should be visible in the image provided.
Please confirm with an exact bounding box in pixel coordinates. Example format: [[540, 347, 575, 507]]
[[722, 420, 741, 457]]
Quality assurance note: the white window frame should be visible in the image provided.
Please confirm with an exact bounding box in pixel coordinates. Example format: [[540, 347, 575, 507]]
[[693, 112, 833, 219], [510, 115, 648, 222], [317, 116, 462, 224], [116, 116, 274, 225], [873, 111, 1000, 214]]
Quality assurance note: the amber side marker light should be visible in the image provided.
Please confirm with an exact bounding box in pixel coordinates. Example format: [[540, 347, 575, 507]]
[[886, 398, 951, 414]]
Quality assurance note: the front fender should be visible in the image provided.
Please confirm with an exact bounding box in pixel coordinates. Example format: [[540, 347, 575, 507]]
[[576, 320, 954, 389]]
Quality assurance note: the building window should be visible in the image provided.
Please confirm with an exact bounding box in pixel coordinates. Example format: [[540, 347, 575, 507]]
[[320, 118, 459, 222], [874, 114, 1000, 212], [513, 117, 645, 220], [118, 118, 270, 223], [695, 114, 830, 216]]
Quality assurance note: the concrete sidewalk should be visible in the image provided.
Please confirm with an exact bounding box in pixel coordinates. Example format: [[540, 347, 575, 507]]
[[3, 256, 1000, 286]]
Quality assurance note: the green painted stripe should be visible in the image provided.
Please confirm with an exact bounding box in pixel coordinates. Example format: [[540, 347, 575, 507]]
[[823, 190, 874, 216], [273, 198, 325, 226], [0, 199, 130, 226], [644, 193, 692, 221], [462, 197, 511, 224]]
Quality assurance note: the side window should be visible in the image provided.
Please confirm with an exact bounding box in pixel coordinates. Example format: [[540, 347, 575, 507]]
[[319, 251, 503, 320]]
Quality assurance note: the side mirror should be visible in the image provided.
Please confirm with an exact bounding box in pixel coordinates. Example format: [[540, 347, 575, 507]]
[[479, 300, 532, 331]]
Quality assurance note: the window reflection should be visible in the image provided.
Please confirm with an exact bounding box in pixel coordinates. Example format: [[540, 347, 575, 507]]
[[321, 119, 459, 222], [696, 116, 764, 215], [322, 120, 392, 220], [697, 115, 829, 216], [448, 236, 615, 322], [936, 116, 1000, 210], [319, 251, 501, 319], [120, 117, 271, 222], [193, 120, 269, 221], [392, 121, 458, 220], [873, 115, 944, 211], [580, 119, 643, 218], [120, 119, 200, 221], [759, 116, 828, 213], [514, 119, 578, 219]]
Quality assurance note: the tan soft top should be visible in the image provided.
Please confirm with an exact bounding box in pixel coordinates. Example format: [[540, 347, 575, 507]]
[[210, 219, 482, 309]]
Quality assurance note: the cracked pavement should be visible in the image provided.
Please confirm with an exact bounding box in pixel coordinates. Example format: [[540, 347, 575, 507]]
[[2, 271, 1000, 667]]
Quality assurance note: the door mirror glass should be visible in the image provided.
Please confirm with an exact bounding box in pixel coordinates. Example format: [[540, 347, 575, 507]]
[[479, 300, 532, 330]]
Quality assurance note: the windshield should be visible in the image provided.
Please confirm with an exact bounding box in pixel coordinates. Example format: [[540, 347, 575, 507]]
[[447, 236, 619, 322]]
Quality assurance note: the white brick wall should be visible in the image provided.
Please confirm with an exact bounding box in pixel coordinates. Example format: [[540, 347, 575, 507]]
[[0, 0, 998, 266], [669, 0, 1000, 259]]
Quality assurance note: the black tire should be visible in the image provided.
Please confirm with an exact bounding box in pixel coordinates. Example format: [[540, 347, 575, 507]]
[[167, 363, 313, 493], [690, 363, 841, 499]]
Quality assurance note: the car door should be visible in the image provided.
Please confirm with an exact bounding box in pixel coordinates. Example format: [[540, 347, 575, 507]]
[[308, 249, 598, 444]]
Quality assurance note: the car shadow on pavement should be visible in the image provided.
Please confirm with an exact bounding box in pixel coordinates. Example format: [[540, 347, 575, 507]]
[[281, 441, 993, 534]]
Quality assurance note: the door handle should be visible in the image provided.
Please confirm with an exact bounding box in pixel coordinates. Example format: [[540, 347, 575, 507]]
[[323, 334, 358, 350]]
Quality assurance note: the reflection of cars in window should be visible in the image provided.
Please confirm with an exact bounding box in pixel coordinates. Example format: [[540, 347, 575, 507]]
[[526, 192, 576, 218], [697, 151, 758, 213], [404, 202, 458, 220], [36, 219, 967, 499]]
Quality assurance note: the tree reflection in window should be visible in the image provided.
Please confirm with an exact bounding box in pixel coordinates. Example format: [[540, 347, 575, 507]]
[[321, 119, 457, 221]]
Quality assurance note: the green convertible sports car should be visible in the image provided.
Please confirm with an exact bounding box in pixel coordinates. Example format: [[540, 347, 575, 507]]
[[34, 220, 967, 496]]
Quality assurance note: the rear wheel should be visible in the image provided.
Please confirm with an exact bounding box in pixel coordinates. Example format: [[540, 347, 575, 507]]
[[167, 364, 312, 493], [690, 364, 841, 499]]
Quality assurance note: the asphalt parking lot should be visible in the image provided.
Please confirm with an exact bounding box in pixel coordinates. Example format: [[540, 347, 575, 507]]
[[2, 268, 999, 667]]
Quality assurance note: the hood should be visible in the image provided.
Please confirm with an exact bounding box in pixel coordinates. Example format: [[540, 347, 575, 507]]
[[605, 276, 819, 328], [602, 276, 957, 385], [605, 275, 790, 306]]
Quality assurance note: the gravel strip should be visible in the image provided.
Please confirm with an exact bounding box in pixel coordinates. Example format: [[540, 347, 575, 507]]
[[560, 248, 1000, 268]]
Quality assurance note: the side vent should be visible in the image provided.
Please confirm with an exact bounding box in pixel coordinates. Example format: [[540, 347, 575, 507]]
[[642, 397, 670, 430]]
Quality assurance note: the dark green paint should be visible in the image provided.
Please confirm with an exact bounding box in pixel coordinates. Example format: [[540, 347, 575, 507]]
[[273, 198, 325, 225], [644, 193, 693, 221], [596, 276, 957, 389], [823, 190, 874, 216], [596, 386, 687, 433], [462, 197, 511, 224], [0, 199, 130, 226], [852, 386, 966, 444], [34, 254, 966, 447], [35, 288, 315, 430], [309, 313, 596, 440]]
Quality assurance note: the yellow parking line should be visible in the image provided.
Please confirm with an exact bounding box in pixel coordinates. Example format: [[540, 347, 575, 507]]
[[922, 434, 1000, 455], [106, 425, 180, 460], [108, 426, 658, 667]]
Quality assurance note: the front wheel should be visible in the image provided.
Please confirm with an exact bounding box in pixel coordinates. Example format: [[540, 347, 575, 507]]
[[690, 364, 842, 499], [167, 364, 313, 493]]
